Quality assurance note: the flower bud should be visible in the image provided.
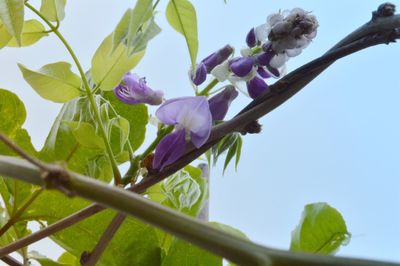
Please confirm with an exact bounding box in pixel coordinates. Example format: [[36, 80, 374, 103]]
[[114, 72, 164, 105], [246, 28, 257, 47], [191, 63, 207, 85], [201, 45, 234, 72], [208, 86, 238, 121], [229, 57, 255, 77], [246, 75, 269, 99]]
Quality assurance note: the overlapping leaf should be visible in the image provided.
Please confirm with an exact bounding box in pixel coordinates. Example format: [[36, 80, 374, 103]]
[[290, 202, 351, 254], [18, 62, 82, 103], [6, 19, 48, 47], [0, 0, 24, 46], [166, 0, 198, 67], [40, 0, 67, 22]]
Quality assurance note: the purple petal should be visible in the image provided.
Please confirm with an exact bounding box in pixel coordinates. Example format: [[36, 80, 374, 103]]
[[208, 86, 238, 121], [257, 67, 271, 79], [191, 63, 207, 85], [201, 45, 234, 72], [113, 72, 163, 105], [156, 96, 212, 148], [246, 28, 257, 47], [247, 76, 269, 99], [153, 129, 187, 171], [229, 57, 255, 77]]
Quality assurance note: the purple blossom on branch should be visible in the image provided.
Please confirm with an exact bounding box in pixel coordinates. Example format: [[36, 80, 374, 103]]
[[153, 96, 212, 170], [113, 72, 164, 105], [208, 86, 238, 121]]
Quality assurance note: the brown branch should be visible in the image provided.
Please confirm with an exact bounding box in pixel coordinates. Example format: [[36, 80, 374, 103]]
[[81, 213, 126, 266], [0, 255, 23, 266], [0, 11, 399, 260]]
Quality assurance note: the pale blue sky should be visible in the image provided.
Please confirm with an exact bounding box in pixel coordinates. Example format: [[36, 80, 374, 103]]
[[0, 0, 399, 263]]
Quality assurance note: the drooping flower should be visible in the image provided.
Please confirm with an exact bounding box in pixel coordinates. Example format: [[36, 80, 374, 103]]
[[153, 96, 212, 170], [208, 86, 238, 121], [246, 75, 269, 99], [191, 63, 207, 86], [114, 72, 164, 105], [190, 45, 234, 86]]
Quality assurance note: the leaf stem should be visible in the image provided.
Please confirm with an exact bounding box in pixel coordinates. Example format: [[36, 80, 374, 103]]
[[24, 2, 122, 185], [197, 78, 218, 96], [0, 189, 43, 237]]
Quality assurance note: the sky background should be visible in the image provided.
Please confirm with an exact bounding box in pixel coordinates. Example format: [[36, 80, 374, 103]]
[[0, 0, 399, 264]]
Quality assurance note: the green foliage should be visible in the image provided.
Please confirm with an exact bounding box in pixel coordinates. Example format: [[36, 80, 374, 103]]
[[18, 62, 82, 103], [0, 20, 12, 48], [24, 190, 161, 266], [290, 202, 351, 254], [102, 91, 148, 152], [162, 237, 222, 266], [6, 19, 48, 47], [91, 34, 145, 91], [40, 0, 67, 22], [0, 0, 24, 46], [209, 133, 243, 173], [166, 0, 198, 68], [66, 121, 106, 150]]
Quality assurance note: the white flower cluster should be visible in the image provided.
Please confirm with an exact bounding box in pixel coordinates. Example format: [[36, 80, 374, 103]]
[[254, 8, 318, 68]]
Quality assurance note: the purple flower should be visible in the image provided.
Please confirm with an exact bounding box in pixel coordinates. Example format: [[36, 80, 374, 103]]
[[208, 86, 238, 121], [114, 72, 163, 105], [246, 28, 257, 47], [153, 96, 212, 170], [191, 63, 207, 85], [229, 57, 255, 77], [201, 44, 234, 72], [247, 75, 269, 99]]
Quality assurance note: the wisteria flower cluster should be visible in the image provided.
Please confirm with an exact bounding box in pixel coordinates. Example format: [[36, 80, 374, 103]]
[[113, 7, 318, 171]]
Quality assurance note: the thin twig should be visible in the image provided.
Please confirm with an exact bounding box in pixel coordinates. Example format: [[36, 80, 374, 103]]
[[0, 255, 23, 266], [81, 214, 126, 266], [0, 132, 49, 171]]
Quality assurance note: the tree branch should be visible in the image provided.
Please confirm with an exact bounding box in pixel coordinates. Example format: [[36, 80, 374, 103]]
[[0, 156, 399, 266], [0, 255, 22, 266]]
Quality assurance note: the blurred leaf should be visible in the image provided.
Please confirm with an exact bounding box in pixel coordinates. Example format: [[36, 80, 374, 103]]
[[0, 20, 12, 48], [127, 17, 161, 55], [166, 0, 198, 67], [235, 136, 242, 170], [102, 91, 148, 152], [0, 88, 26, 135], [125, 0, 153, 53], [112, 8, 131, 51], [92, 34, 145, 91], [65, 121, 105, 150], [290, 202, 351, 254], [24, 190, 161, 266], [18, 62, 82, 103], [0, 0, 24, 46], [40, 0, 67, 22], [7, 19, 48, 47], [39, 97, 113, 182], [162, 237, 221, 266]]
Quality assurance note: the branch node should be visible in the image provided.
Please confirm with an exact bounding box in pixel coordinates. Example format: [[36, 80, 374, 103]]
[[372, 2, 396, 20], [41, 165, 75, 197], [80, 251, 91, 265], [240, 120, 262, 135]]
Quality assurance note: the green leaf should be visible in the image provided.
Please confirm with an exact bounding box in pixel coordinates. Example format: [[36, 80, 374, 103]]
[[290, 202, 351, 254], [0, 20, 12, 48], [92, 34, 145, 91], [7, 19, 48, 47], [127, 17, 161, 55], [24, 191, 161, 266], [65, 121, 105, 150], [166, 0, 198, 67], [0, 88, 26, 135], [162, 237, 222, 266], [111, 8, 132, 52], [0, 0, 24, 46], [102, 91, 148, 152], [235, 136, 242, 170], [40, 0, 67, 22], [18, 62, 82, 103], [125, 0, 153, 52]]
